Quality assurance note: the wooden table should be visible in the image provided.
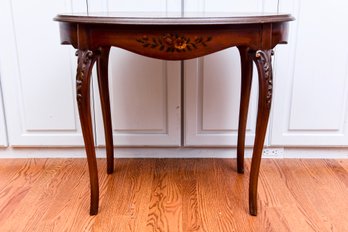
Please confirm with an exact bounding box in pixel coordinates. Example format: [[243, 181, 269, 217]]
[[54, 12, 294, 216]]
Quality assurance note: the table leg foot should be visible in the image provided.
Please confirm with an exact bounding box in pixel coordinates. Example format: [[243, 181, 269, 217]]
[[76, 49, 100, 215], [248, 49, 273, 216], [96, 47, 114, 174], [237, 46, 253, 174], [90, 202, 99, 215], [249, 206, 257, 216]]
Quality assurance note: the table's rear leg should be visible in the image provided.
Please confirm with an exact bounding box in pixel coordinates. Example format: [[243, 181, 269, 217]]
[[237, 46, 253, 174], [249, 49, 273, 216], [76, 49, 100, 215], [96, 47, 114, 174]]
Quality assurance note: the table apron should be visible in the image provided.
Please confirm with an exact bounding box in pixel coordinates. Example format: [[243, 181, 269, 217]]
[[58, 22, 290, 59]]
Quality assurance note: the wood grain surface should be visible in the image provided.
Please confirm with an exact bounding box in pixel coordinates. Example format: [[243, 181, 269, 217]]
[[0, 158, 347, 232]]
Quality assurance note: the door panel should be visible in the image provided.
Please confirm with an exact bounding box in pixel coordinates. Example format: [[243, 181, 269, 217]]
[[270, 0, 348, 146], [184, 0, 277, 146], [0, 86, 7, 147], [0, 0, 87, 146], [92, 0, 182, 146]]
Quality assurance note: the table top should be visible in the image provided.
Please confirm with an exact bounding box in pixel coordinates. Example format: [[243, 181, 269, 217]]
[[55, 11, 294, 59], [54, 12, 294, 25]]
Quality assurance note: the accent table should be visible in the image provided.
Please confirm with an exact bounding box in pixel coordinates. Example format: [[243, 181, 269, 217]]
[[54, 12, 294, 216]]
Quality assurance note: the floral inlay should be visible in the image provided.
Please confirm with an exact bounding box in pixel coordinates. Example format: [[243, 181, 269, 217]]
[[136, 33, 212, 52]]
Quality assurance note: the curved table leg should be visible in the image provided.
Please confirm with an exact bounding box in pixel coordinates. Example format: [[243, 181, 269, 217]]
[[249, 49, 273, 216], [76, 49, 100, 215], [96, 47, 114, 174], [237, 46, 253, 174]]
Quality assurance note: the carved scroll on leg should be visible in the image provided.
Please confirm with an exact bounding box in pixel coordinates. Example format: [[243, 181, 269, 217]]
[[236, 46, 253, 174], [249, 49, 273, 216], [76, 49, 100, 215]]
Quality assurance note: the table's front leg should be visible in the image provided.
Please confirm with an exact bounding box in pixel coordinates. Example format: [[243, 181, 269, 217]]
[[96, 47, 114, 174], [237, 46, 254, 174], [76, 49, 100, 215], [249, 49, 273, 216]]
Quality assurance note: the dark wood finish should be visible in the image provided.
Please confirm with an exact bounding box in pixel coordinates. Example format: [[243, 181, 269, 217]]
[[54, 13, 294, 216], [236, 46, 253, 174], [249, 49, 274, 216], [75, 49, 100, 215], [96, 47, 114, 174]]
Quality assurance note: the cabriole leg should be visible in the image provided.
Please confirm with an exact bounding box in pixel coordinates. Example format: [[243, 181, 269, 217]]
[[249, 49, 273, 216], [237, 46, 253, 174], [96, 47, 114, 174], [76, 49, 100, 215]]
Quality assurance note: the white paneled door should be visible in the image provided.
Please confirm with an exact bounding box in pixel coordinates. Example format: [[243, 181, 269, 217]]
[[0, 0, 87, 146], [0, 87, 7, 147], [270, 0, 348, 146], [183, 0, 278, 146], [2, 0, 347, 149], [91, 0, 182, 146]]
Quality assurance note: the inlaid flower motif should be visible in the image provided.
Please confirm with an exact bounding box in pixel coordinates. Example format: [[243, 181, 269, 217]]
[[174, 37, 187, 50], [163, 34, 174, 46], [136, 33, 212, 52]]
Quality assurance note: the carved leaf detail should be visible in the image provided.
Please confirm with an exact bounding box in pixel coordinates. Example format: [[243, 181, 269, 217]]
[[255, 50, 273, 108], [75, 50, 96, 105]]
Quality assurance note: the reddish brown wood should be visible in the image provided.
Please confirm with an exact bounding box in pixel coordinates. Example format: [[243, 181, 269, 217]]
[[96, 47, 114, 174], [249, 49, 274, 215], [75, 49, 100, 215], [236, 46, 253, 174], [54, 13, 293, 216]]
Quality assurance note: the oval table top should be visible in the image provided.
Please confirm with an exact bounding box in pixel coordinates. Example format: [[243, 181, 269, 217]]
[[54, 12, 294, 25]]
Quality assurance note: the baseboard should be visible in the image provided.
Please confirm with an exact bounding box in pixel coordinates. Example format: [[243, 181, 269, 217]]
[[0, 147, 347, 159]]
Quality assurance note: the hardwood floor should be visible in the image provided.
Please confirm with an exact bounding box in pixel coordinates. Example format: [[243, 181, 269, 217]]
[[0, 158, 347, 232]]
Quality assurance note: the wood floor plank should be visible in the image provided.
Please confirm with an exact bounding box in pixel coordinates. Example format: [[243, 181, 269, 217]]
[[324, 159, 348, 188], [195, 158, 222, 231], [0, 159, 109, 232], [0, 158, 347, 232], [69, 160, 109, 232], [195, 158, 254, 232], [214, 159, 252, 232], [297, 160, 348, 232], [0, 159, 24, 189], [271, 160, 326, 231], [256, 159, 292, 232], [93, 159, 155, 232], [276, 159, 338, 232], [0, 159, 54, 228], [146, 159, 183, 232], [179, 159, 201, 232]]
